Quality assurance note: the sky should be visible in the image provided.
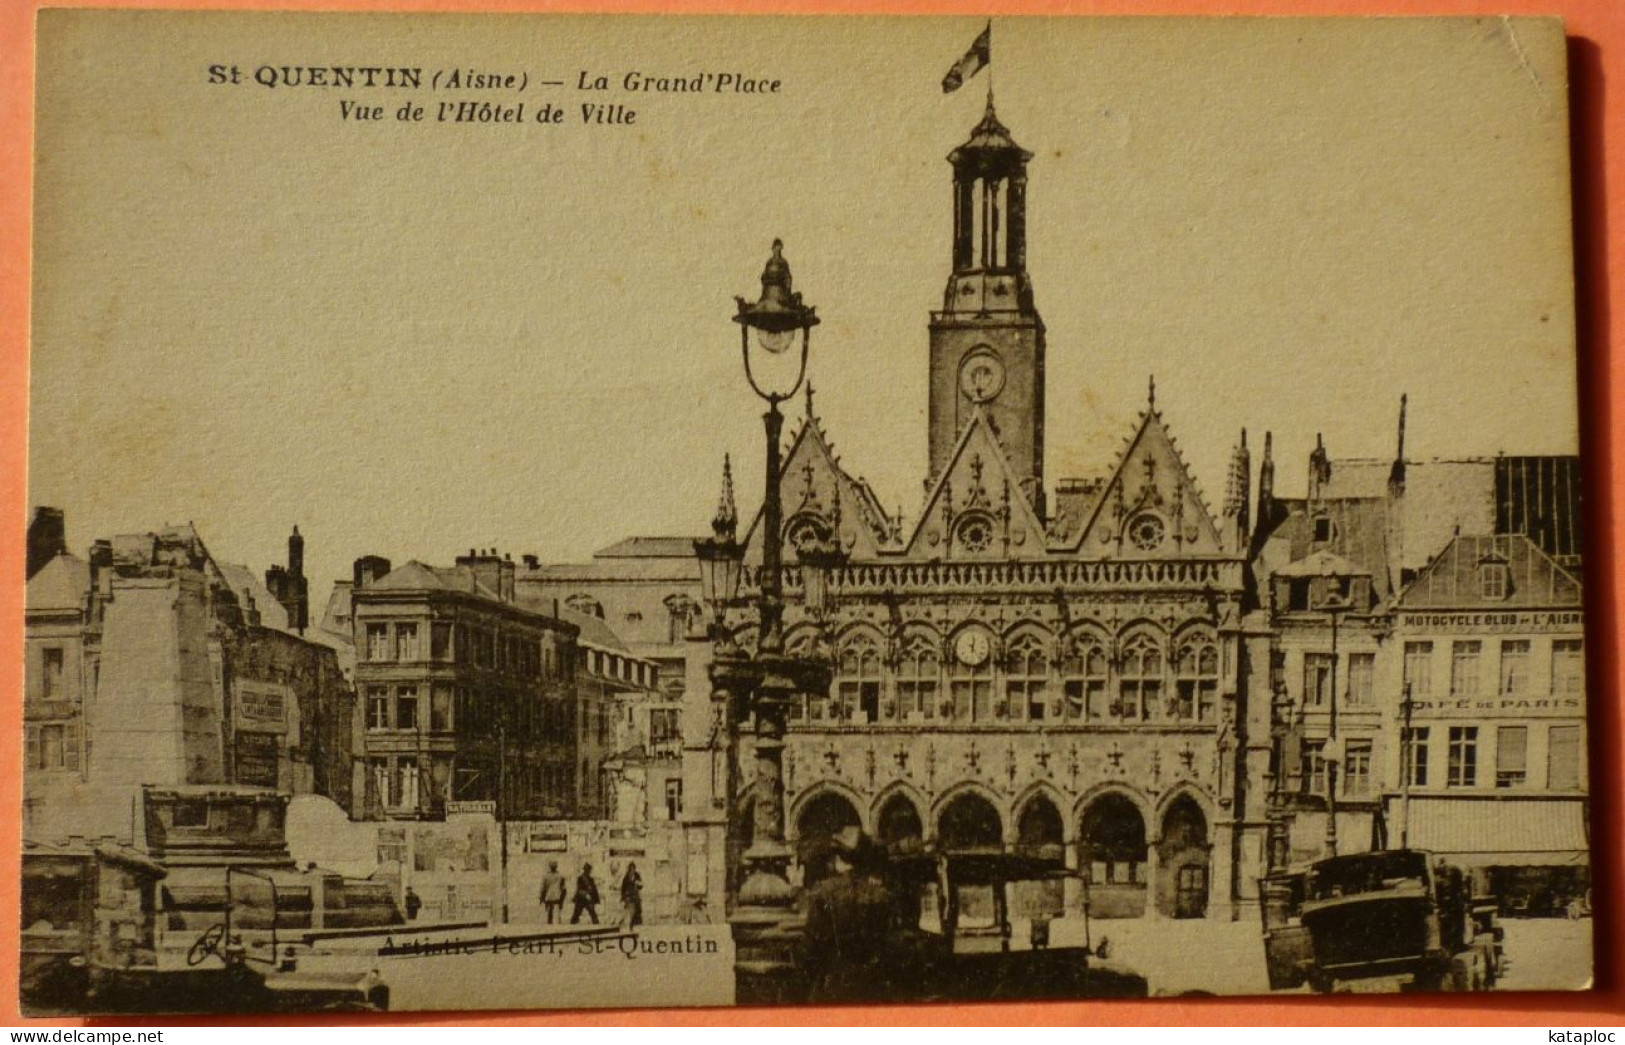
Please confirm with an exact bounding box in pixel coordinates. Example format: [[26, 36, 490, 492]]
[[29, 13, 1578, 607]]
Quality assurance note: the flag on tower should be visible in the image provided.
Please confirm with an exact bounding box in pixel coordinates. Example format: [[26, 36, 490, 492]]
[[941, 23, 991, 93]]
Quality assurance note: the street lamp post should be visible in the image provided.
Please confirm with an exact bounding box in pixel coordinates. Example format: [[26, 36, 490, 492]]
[[696, 239, 836, 1004], [1321, 592, 1351, 859]]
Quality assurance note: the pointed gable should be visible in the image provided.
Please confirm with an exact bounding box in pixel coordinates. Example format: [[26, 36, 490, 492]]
[[743, 405, 896, 562], [1068, 405, 1225, 559], [1398, 534, 1581, 609], [901, 409, 1048, 560], [25, 553, 89, 615]]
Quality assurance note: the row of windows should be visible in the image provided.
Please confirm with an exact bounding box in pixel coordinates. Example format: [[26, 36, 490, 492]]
[[364, 684, 584, 740], [797, 632, 1223, 726], [1401, 723, 1583, 790], [1403, 639, 1583, 698], [1300, 739, 1375, 798], [1302, 652, 1375, 707], [369, 755, 598, 810], [362, 620, 570, 678]]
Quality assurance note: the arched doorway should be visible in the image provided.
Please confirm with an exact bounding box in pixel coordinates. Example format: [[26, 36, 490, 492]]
[[937, 792, 1003, 851], [876, 794, 924, 853], [1157, 794, 1210, 919], [1015, 795, 1066, 920], [1080, 793, 1148, 919], [795, 791, 861, 887], [937, 793, 1004, 932]]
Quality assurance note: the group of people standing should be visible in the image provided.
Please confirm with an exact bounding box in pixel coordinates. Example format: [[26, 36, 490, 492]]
[[538, 860, 643, 927]]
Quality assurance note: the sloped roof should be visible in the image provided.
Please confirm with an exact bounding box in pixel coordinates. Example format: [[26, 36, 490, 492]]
[[25, 553, 89, 614], [368, 560, 501, 601], [595, 537, 705, 559], [215, 561, 291, 631], [1271, 548, 1371, 578], [560, 606, 630, 653], [1397, 533, 1581, 609]]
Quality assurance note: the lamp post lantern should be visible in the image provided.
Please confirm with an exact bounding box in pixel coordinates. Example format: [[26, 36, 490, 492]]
[[698, 239, 833, 1004], [1320, 591, 1352, 859]]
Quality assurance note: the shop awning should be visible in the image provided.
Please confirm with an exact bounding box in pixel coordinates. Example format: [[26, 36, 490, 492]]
[[1392, 796, 1589, 866]]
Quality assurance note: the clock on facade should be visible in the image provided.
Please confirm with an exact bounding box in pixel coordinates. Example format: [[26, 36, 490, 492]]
[[954, 629, 992, 667], [1127, 511, 1167, 551], [959, 350, 1006, 403]]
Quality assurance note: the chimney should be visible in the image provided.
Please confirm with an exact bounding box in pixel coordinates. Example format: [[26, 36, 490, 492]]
[[26, 507, 66, 580], [1308, 433, 1331, 501], [1388, 394, 1408, 497], [352, 555, 392, 590], [455, 548, 508, 602], [522, 554, 540, 570]]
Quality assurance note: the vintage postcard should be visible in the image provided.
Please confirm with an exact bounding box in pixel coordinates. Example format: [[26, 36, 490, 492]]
[[22, 11, 1590, 1014]]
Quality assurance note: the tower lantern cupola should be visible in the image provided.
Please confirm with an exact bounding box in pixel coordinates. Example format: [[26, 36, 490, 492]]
[[928, 94, 1046, 514], [947, 93, 1035, 310]]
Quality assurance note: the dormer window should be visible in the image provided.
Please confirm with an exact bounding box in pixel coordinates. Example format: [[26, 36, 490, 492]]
[[1311, 514, 1334, 543], [1479, 559, 1511, 600]]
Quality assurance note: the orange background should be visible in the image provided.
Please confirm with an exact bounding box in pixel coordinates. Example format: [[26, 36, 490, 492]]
[[1, 0, 1619, 1027]]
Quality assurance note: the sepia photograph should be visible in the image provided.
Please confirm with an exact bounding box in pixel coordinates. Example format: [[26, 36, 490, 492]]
[[20, 11, 1592, 1015]]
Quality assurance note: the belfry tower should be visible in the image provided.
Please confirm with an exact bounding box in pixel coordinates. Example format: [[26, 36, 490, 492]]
[[927, 93, 1047, 515]]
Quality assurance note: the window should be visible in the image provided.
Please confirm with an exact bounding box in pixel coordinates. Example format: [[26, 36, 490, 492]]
[[1497, 641, 1530, 695], [1480, 560, 1510, 599], [1450, 641, 1482, 696], [1004, 634, 1050, 722], [41, 648, 63, 700], [1286, 580, 1312, 612], [1447, 726, 1479, 787], [395, 687, 419, 731], [948, 635, 995, 723], [395, 623, 419, 662], [664, 779, 683, 821], [1175, 633, 1219, 722], [1547, 725, 1582, 790], [394, 757, 420, 809], [367, 688, 390, 730], [1301, 740, 1328, 795], [896, 634, 941, 721], [1063, 633, 1110, 721], [1312, 515, 1333, 542], [172, 799, 209, 828], [1403, 727, 1430, 787], [1404, 642, 1433, 696], [650, 708, 680, 748], [1303, 653, 1334, 707], [430, 686, 453, 732], [1117, 633, 1163, 722], [431, 622, 453, 661], [1496, 725, 1527, 788], [366, 623, 390, 661], [1343, 739, 1372, 797], [39, 723, 65, 770], [1552, 640, 1584, 695], [1346, 653, 1374, 706]]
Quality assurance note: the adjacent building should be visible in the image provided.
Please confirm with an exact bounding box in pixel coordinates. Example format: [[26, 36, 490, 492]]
[[23, 515, 357, 842]]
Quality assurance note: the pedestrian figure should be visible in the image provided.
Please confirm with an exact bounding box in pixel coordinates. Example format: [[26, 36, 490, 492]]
[[404, 886, 422, 922], [571, 862, 601, 924], [620, 862, 644, 928], [539, 861, 567, 924], [802, 827, 893, 1003]]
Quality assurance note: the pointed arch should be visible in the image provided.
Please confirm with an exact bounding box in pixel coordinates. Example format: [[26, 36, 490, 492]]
[[1078, 788, 1150, 920], [1002, 624, 1054, 723], [1060, 623, 1112, 722], [936, 790, 1005, 853], [833, 625, 884, 724], [789, 784, 865, 842], [1156, 790, 1212, 919], [1015, 792, 1066, 855], [873, 787, 926, 852], [945, 623, 997, 724], [894, 625, 944, 723], [1171, 625, 1220, 724]]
